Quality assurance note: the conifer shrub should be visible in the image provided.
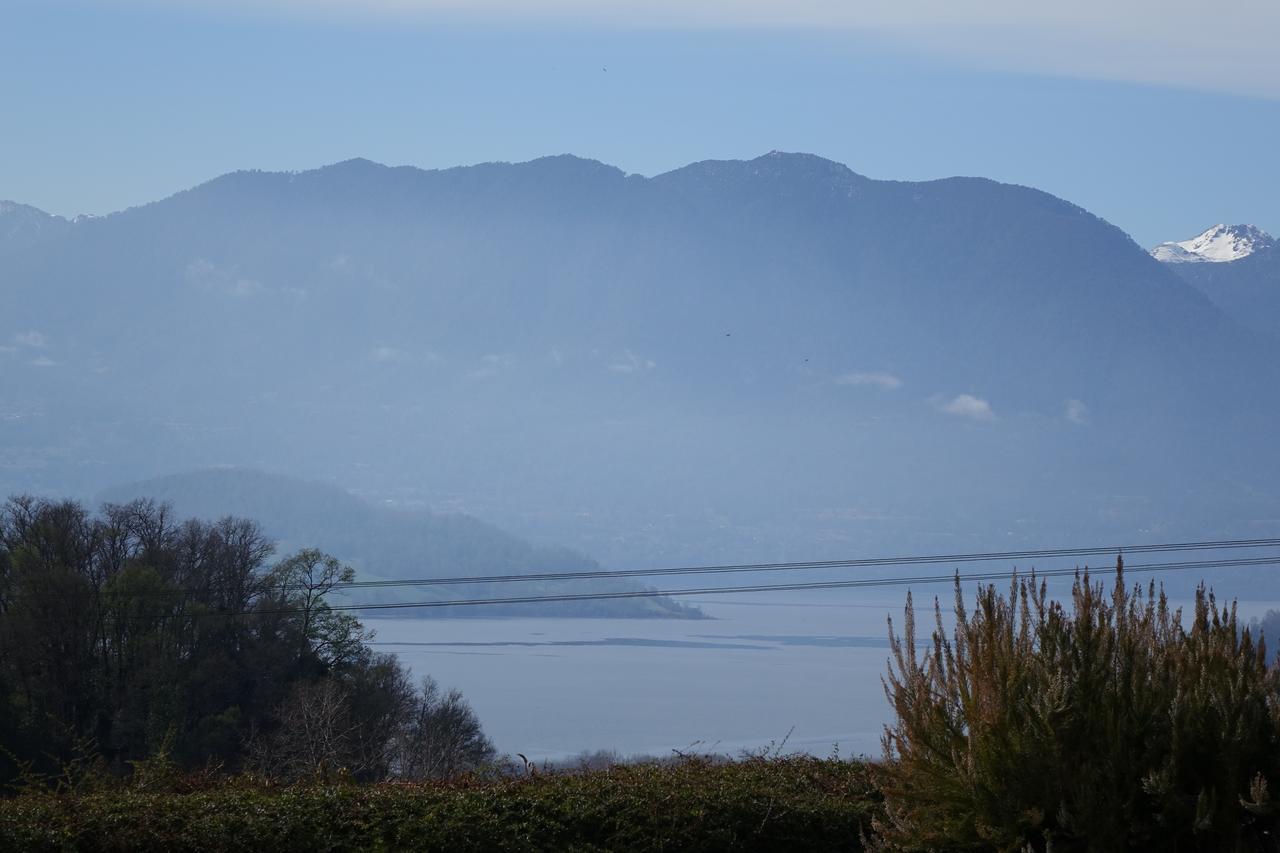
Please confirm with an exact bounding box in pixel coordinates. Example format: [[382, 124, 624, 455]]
[[876, 559, 1280, 852]]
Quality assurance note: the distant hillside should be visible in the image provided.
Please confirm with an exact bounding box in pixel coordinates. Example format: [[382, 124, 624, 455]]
[[3, 152, 1279, 570], [98, 469, 703, 619]]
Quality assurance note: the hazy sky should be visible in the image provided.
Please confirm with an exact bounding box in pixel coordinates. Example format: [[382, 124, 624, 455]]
[[3, 0, 1278, 246]]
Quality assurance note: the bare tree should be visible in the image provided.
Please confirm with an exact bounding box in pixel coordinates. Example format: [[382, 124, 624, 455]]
[[394, 676, 495, 780], [249, 679, 367, 780]]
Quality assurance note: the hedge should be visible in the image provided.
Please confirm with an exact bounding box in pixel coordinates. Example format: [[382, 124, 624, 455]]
[[0, 757, 881, 852]]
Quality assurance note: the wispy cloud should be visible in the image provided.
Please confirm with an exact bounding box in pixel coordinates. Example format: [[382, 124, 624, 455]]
[[835, 371, 902, 390], [467, 353, 516, 380], [372, 346, 444, 366], [151, 0, 1280, 98], [1064, 398, 1089, 425], [28, 356, 57, 368], [936, 393, 995, 421], [185, 258, 265, 296], [609, 350, 656, 374], [14, 330, 46, 348]]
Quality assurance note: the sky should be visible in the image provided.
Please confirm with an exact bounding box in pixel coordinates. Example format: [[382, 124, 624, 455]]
[[2, 0, 1278, 247]]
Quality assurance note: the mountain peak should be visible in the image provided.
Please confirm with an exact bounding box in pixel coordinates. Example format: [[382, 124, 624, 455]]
[[0, 200, 56, 219], [753, 150, 842, 166], [1151, 223, 1275, 263], [327, 157, 385, 170], [654, 151, 867, 196], [0, 200, 68, 249]]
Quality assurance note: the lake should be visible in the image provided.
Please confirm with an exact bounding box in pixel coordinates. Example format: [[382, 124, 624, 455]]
[[366, 592, 912, 762], [366, 587, 1280, 764]]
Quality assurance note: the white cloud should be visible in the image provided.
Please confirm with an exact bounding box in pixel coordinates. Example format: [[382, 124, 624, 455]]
[[1064, 398, 1090, 425], [29, 356, 56, 368], [936, 393, 995, 421], [609, 350, 656, 374], [836, 371, 902, 390], [151, 0, 1280, 98], [185, 258, 217, 281], [14, 330, 46, 348], [185, 258, 264, 296], [371, 346, 443, 366], [467, 353, 515, 380]]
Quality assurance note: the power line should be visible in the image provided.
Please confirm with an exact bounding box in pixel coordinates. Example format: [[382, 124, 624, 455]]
[[251, 553, 1280, 615], [20, 536, 1280, 602], [324, 536, 1280, 592], [16, 551, 1278, 623]]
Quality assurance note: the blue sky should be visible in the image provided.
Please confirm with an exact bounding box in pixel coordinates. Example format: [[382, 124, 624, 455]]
[[2, 0, 1278, 247]]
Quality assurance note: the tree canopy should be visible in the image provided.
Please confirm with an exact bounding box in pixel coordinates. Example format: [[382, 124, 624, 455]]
[[0, 496, 493, 786]]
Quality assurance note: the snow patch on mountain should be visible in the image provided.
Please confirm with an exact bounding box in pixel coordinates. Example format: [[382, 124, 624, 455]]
[[1151, 224, 1275, 263]]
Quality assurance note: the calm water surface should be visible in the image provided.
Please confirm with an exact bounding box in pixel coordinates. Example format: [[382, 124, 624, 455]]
[[366, 592, 1280, 763], [366, 594, 909, 762]]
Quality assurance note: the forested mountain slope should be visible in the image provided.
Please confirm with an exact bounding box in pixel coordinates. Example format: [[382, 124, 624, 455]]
[[2, 152, 1277, 579]]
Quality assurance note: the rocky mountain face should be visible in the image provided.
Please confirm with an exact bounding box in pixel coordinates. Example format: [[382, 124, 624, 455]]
[[1151, 224, 1274, 264], [1153, 224, 1280, 338]]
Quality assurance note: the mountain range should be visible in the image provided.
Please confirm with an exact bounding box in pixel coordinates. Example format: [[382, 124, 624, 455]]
[[1150, 224, 1280, 338], [2, 152, 1278, 594]]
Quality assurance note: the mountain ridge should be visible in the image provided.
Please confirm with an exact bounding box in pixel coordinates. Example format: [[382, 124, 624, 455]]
[[2, 151, 1278, 570], [0, 151, 1134, 227]]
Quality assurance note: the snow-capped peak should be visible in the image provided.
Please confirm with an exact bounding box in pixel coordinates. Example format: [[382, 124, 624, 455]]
[[1151, 224, 1275, 263]]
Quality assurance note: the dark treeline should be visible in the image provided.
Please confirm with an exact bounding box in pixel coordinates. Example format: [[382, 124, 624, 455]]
[[0, 496, 494, 786]]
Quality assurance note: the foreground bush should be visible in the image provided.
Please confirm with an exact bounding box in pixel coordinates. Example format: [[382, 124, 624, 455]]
[[0, 757, 881, 852], [878, 559, 1280, 852]]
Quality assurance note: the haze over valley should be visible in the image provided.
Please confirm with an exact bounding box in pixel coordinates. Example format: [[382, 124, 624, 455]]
[[3, 153, 1279, 603], [10, 3, 1280, 843]]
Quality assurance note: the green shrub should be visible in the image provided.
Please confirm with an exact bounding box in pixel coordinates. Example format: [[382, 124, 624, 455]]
[[0, 757, 882, 852], [877, 559, 1280, 852]]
